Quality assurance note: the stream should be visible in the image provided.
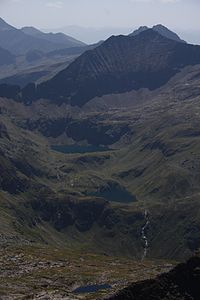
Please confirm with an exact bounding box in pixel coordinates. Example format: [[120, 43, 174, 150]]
[[141, 210, 150, 260]]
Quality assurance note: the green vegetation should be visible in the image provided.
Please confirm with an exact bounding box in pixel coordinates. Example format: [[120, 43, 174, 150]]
[[1, 58, 200, 299]]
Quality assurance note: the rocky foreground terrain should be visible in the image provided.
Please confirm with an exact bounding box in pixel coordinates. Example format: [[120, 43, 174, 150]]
[[105, 255, 200, 300], [0, 244, 174, 299]]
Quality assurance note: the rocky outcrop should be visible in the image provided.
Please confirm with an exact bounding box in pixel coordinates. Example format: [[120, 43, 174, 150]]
[[105, 256, 200, 300], [30, 192, 108, 232]]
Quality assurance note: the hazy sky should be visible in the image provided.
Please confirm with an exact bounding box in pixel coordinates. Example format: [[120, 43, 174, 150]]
[[0, 0, 199, 31]]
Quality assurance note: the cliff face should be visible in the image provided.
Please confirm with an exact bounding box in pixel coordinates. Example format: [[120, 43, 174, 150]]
[[105, 256, 200, 300]]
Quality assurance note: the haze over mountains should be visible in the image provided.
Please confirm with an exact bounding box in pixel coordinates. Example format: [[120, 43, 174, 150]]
[[21, 26, 86, 48], [0, 18, 89, 88], [47, 24, 200, 45], [0, 17, 85, 55], [45, 25, 133, 44]]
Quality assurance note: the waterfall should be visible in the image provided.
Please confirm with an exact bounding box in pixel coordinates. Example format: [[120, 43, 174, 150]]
[[141, 210, 150, 260]]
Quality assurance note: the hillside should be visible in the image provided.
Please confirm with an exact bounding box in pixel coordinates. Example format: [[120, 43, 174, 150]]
[[1, 62, 200, 260], [0, 46, 15, 66]]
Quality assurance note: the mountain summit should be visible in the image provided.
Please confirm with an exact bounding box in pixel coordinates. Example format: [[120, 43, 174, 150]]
[[130, 24, 186, 43]]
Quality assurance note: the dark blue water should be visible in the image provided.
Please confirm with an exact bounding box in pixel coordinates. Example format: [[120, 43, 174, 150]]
[[87, 182, 136, 203], [73, 283, 112, 294], [92, 187, 135, 203], [51, 144, 110, 154]]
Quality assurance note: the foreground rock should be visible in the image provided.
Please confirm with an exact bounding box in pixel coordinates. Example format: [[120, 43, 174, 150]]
[[105, 256, 200, 300]]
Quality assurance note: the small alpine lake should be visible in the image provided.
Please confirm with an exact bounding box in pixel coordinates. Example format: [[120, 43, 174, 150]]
[[51, 144, 111, 154]]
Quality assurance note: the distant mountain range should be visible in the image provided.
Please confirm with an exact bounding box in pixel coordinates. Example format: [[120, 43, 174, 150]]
[[1, 23, 200, 106], [21, 26, 85, 48], [44, 25, 132, 44], [0, 18, 86, 55], [46, 24, 200, 45], [37, 28, 200, 106]]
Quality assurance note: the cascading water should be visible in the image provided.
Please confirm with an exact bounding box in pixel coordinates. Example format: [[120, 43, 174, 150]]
[[141, 210, 150, 260]]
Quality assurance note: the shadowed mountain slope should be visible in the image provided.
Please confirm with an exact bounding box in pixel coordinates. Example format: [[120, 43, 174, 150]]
[[37, 29, 200, 106], [105, 256, 200, 300]]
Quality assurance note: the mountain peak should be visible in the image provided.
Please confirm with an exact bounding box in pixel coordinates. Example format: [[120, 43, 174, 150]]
[[153, 24, 167, 29], [152, 24, 186, 43], [130, 24, 186, 43], [103, 28, 162, 48], [21, 26, 42, 36], [130, 26, 149, 37]]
